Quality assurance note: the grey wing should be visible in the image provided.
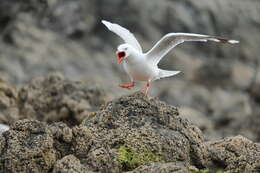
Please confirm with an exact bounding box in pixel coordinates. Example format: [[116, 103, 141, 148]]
[[145, 33, 239, 65], [102, 20, 142, 53]]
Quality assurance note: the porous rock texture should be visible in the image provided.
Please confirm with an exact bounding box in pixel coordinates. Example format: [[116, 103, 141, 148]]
[[72, 92, 207, 172], [0, 79, 19, 124], [0, 76, 260, 172], [52, 155, 90, 173], [18, 73, 107, 126], [0, 73, 107, 126], [0, 120, 57, 173], [0, 0, 260, 172], [127, 162, 189, 173], [206, 136, 260, 172], [0, 0, 260, 143]]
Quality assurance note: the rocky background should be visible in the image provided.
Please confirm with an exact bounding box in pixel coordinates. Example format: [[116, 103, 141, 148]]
[[0, 0, 260, 172]]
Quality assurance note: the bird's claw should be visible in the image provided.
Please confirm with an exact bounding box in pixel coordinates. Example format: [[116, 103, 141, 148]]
[[119, 82, 135, 90], [141, 82, 150, 96], [119, 85, 132, 90]]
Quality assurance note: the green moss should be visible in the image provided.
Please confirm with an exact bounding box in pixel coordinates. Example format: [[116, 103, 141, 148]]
[[117, 146, 162, 171]]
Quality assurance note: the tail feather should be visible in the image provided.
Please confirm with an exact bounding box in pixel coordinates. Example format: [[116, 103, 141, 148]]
[[156, 69, 181, 80]]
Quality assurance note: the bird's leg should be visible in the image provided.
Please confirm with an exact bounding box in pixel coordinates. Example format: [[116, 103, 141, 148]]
[[119, 81, 135, 90], [142, 81, 151, 95]]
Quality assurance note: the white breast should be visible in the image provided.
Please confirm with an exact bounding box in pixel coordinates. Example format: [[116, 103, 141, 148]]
[[123, 55, 158, 81]]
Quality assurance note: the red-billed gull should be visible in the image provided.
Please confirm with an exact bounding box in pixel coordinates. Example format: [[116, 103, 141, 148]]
[[102, 20, 239, 95]]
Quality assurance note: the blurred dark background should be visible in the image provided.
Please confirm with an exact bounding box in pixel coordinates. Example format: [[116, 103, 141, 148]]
[[0, 0, 260, 141]]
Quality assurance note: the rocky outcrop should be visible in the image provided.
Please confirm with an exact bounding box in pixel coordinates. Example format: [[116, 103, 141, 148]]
[[0, 73, 106, 127], [0, 0, 260, 142], [18, 73, 107, 126], [72, 92, 207, 172], [0, 80, 19, 124], [0, 0, 260, 170], [0, 86, 259, 172], [53, 155, 90, 173], [0, 120, 56, 173], [206, 136, 260, 172], [129, 162, 189, 173]]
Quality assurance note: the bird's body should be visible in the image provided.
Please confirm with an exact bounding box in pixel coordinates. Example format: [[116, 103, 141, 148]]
[[102, 20, 239, 95], [123, 50, 158, 81]]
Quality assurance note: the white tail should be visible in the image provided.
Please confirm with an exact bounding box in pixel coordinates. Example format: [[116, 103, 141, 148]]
[[156, 69, 181, 80]]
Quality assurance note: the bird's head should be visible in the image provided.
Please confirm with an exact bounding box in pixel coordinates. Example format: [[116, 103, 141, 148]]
[[116, 44, 133, 64]]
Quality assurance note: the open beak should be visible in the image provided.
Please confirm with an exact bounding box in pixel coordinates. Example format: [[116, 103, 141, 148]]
[[116, 51, 125, 64]]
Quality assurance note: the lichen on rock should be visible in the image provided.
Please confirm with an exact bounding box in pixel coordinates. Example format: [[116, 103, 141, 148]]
[[117, 145, 162, 171]]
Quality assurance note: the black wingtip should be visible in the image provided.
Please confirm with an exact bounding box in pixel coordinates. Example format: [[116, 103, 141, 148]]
[[217, 38, 240, 44]]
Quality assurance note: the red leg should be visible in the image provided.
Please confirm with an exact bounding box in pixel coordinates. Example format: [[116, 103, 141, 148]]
[[142, 81, 151, 95], [119, 81, 135, 90]]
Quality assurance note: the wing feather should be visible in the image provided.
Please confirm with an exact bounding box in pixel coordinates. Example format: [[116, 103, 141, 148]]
[[102, 20, 142, 53], [146, 33, 239, 65]]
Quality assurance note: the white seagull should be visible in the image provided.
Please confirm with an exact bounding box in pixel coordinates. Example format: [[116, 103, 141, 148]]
[[102, 20, 239, 95]]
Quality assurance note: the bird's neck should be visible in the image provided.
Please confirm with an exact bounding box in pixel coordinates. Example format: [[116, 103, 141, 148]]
[[126, 52, 144, 64]]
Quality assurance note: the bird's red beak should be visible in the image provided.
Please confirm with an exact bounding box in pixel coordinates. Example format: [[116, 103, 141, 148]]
[[116, 51, 126, 64]]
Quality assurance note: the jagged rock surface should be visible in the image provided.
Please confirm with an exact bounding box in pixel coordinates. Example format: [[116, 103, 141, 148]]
[[18, 73, 107, 126], [0, 0, 259, 172], [206, 136, 260, 172], [0, 84, 259, 172], [0, 73, 107, 127], [53, 155, 90, 173], [72, 92, 207, 172], [0, 120, 57, 173], [0, 80, 19, 125], [129, 162, 188, 173], [0, 0, 260, 142]]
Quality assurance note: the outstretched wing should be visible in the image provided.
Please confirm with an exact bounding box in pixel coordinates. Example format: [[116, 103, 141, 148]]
[[102, 20, 142, 53], [146, 33, 239, 65]]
